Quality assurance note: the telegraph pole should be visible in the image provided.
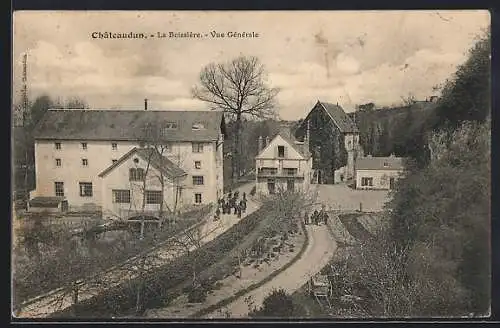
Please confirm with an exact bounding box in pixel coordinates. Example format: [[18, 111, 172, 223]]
[[22, 52, 30, 209]]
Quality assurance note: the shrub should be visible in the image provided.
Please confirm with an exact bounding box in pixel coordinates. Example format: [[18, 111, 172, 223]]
[[249, 288, 303, 318], [187, 286, 208, 303]]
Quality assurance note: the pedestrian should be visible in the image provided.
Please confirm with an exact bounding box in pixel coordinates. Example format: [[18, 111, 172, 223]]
[[234, 191, 239, 199], [240, 199, 246, 214], [215, 207, 221, 220], [237, 204, 242, 218], [234, 201, 239, 215], [322, 210, 329, 225], [242, 192, 247, 201], [312, 210, 319, 225], [303, 212, 309, 225]]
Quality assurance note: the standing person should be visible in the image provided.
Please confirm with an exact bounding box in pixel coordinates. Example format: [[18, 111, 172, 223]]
[[240, 199, 246, 214], [322, 209, 329, 225], [237, 203, 242, 218], [215, 207, 221, 221], [242, 192, 247, 201], [303, 212, 309, 225], [312, 210, 319, 225]]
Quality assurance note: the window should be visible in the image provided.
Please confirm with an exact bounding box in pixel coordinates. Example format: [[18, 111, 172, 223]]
[[112, 143, 117, 150], [259, 167, 277, 175], [81, 142, 87, 150], [55, 158, 61, 167], [278, 145, 285, 158], [194, 193, 202, 204], [284, 168, 297, 176], [161, 122, 178, 136], [194, 161, 201, 169], [192, 123, 205, 130], [145, 190, 162, 204], [113, 189, 130, 203], [79, 182, 93, 197], [287, 179, 295, 191], [129, 168, 145, 181], [361, 177, 373, 187], [192, 142, 204, 153], [112, 159, 118, 164], [54, 182, 64, 197], [82, 158, 88, 166], [383, 162, 389, 168], [55, 142, 61, 150], [192, 175, 204, 185]]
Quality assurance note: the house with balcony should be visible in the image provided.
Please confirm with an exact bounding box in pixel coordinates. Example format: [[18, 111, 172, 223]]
[[255, 125, 313, 196], [29, 105, 226, 218]]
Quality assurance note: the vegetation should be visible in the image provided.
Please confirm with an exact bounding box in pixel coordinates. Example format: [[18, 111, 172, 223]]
[[311, 29, 491, 318], [12, 207, 209, 309], [249, 289, 306, 318], [193, 56, 279, 183]]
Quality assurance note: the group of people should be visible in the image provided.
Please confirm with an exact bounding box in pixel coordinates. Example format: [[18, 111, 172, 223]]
[[304, 206, 329, 226], [214, 191, 247, 220]]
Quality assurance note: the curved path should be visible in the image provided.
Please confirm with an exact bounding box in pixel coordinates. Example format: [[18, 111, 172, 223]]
[[206, 224, 337, 318]]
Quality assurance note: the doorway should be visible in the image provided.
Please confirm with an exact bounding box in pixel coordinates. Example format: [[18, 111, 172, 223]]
[[267, 179, 276, 194], [287, 179, 295, 192], [389, 177, 395, 190]]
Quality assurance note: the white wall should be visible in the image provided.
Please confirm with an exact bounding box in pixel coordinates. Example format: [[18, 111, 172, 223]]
[[355, 169, 403, 190], [33, 138, 223, 211], [33, 140, 137, 210], [101, 155, 181, 219]]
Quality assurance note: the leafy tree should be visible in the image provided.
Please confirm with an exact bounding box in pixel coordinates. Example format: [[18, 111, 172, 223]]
[[192, 56, 279, 183], [433, 29, 490, 130]]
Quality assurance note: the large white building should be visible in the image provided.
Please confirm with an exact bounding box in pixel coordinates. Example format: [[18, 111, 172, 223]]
[[29, 108, 226, 218], [255, 126, 313, 196]]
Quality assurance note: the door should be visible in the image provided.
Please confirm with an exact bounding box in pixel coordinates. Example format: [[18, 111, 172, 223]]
[[389, 177, 395, 190], [287, 179, 295, 192], [267, 179, 276, 194]]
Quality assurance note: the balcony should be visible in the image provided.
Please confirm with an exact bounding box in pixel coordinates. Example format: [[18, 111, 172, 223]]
[[257, 168, 304, 178]]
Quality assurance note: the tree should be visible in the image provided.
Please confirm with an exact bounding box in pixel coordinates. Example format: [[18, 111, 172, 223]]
[[192, 56, 279, 183], [433, 28, 490, 130]]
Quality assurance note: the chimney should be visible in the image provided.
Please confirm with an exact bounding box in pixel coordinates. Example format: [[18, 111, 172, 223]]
[[258, 136, 263, 153], [144, 98, 148, 111]]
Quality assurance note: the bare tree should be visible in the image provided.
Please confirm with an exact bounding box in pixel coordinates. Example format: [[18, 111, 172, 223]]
[[192, 55, 279, 183]]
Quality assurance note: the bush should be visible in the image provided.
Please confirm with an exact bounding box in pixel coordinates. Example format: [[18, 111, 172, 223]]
[[187, 287, 208, 303], [249, 288, 303, 318]]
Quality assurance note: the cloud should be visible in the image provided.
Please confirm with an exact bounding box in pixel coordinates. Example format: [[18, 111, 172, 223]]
[[12, 11, 489, 119]]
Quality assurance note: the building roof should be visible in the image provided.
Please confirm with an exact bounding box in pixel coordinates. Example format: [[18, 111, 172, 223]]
[[318, 101, 359, 133], [256, 132, 311, 160], [32, 109, 226, 142], [355, 156, 404, 171], [98, 147, 187, 179]]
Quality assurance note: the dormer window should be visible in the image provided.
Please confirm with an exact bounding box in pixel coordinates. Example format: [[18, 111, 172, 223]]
[[278, 146, 285, 158], [192, 123, 205, 130], [161, 122, 178, 136], [383, 162, 389, 168], [81, 142, 87, 150]]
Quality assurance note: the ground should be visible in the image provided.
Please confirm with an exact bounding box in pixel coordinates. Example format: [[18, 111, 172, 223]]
[[205, 224, 337, 318], [315, 183, 390, 212]]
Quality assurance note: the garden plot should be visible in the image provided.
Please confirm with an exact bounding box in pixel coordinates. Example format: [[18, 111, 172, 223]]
[[145, 226, 306, 318], [356, 213, 387, 236], [326, 213, 357, 246]]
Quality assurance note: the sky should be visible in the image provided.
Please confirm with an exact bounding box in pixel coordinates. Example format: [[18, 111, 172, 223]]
[[12, 10, 490, 120]]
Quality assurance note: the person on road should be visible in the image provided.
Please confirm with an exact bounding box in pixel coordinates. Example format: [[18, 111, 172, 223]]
[[303, 212, 309, 225], [312, 210, 319, 225], [240, 199, 246, 214]]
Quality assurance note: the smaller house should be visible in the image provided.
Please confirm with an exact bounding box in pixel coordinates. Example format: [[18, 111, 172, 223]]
[[355, 155, 404, 190], [255, 125, 313, 196], [98, 147, 188, 220]]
